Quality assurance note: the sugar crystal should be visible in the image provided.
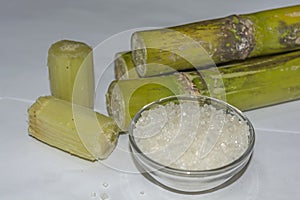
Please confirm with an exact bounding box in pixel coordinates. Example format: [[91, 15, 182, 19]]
[[133, 101, 250, 170]]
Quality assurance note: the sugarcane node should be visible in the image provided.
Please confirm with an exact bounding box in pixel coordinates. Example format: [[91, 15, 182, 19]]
[[279, 21, 300, 48], [186, 71, 209, 95], [217, 15, 255, 62]]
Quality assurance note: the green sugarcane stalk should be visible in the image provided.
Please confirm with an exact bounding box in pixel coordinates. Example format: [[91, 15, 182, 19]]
[[132, 5, 300, 77], [107, 50, 300, 131], [48, 40, 95, 108], [114, 51, 139, 80]]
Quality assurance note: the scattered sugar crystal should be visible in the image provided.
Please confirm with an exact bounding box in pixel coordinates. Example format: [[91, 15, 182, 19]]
[[133, 101, 250, 170], [100, 192, 109, 200], [90, 192, 97, 198]]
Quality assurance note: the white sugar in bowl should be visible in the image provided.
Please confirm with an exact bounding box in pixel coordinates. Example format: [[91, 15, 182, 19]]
[[129, 95, 255, 193]]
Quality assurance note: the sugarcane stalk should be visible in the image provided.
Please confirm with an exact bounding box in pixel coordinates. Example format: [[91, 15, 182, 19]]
[[106, 50, 300, 131], [131, 5, 300, 77], [106, 75, 191, 130], [114, 51, 139, 80], [28, 96, 120, 161], [48, 40, 95, 108]]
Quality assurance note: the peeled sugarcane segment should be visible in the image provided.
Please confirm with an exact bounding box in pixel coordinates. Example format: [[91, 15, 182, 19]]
[[107, 50, 300, 131], [28, 96, 120, 161], [48, 40, 95, 108], [114, 51, 139, 80], [132, 5, 300, 77]]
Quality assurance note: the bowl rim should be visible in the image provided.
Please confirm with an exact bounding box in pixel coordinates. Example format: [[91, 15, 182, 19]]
[[128, 95, 255, 177]]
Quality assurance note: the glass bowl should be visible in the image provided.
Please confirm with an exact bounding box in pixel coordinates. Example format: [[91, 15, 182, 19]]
[[128, 95, 255, 193]]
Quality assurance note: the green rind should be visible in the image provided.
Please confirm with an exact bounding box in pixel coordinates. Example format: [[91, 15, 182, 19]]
[[216, 51, 300, 110]]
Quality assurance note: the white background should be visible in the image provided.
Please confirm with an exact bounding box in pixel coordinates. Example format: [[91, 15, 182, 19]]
[[0, 0, 300, 199]]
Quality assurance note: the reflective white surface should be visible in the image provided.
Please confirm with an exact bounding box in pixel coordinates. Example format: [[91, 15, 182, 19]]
[[1, 0, 300, 199]]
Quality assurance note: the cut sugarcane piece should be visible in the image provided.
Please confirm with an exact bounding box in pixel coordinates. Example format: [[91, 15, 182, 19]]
[[132, 5, 300, 77], [106, 74, 194, 131], [28, 96, 120, 161], [114, 51, 139, 80], [48, 40, 95, 108], [107, 50, 300, 131]]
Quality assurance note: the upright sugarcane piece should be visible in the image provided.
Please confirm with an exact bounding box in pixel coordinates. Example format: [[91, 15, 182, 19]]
[[132, 5, 300, 77], [114, 51, 139, 80], [28, 96, 120, 161], [107, 50, 300, 131], [48, 40, 95, 108]]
